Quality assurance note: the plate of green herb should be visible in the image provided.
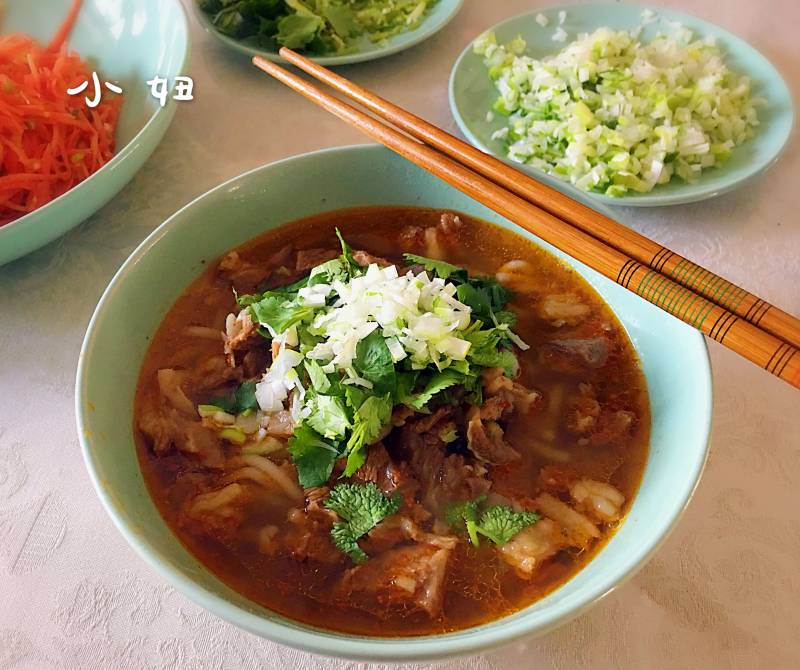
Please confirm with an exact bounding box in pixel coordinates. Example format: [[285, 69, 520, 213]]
[[194, 0, 463, 65]]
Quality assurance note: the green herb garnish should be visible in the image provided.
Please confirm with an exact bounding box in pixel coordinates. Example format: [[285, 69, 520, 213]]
[[324, 482, 402, 563], [447, 496, 539, 546]]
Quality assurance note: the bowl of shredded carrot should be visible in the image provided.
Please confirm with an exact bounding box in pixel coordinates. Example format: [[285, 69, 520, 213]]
[[0, 0, 189, 266]]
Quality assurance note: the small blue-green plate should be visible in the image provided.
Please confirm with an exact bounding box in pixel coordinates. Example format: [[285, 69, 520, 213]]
[[0, 0, 189, 266], [449, 3, 794, 207], [78, 144, 712, 661], [193, 0, 463, 66]]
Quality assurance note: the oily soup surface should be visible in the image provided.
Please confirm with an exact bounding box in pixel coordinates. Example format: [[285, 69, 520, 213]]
[[135, 207, 650, 635]]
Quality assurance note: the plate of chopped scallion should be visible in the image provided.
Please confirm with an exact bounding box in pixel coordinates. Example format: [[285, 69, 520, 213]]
[[195, 0, 463, 66], [449, 3, 793, 206]]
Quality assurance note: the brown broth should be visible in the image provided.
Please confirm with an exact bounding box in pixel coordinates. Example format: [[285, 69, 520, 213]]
[[135, 206, 650, 636]]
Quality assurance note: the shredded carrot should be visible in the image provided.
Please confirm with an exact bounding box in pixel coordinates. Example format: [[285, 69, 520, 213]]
[[0, 0, 122, 226], [48, 0, 83, 52]]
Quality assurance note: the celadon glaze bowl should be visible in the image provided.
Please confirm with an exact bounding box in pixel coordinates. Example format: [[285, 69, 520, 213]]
[[449, 3, 795, 207], [192, 0, 463, 66], [0, 0, 189, 266], [77, 145, 712, 661]]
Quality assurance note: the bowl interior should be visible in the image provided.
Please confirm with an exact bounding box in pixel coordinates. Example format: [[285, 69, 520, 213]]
[[449, 2, 794, 206], [78, 145, 711, 661], [0, 0, 188, 265], [193, 0, 463, 66], [4, 0, 185, 164]]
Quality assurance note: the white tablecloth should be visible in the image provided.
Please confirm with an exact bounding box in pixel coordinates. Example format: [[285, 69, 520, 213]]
[[1, 1, 799, 667]]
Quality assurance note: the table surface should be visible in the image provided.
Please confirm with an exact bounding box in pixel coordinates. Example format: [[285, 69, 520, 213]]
[[1, 1, 798, 668]]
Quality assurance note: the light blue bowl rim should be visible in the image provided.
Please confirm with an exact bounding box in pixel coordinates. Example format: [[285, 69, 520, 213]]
[[0, 0, 190, 237], [77, 144, 712, 661], [448, 2, 795, 207], [192, 0, 464, 67]]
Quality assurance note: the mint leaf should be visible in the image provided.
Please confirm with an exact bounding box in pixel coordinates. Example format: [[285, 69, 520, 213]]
[[477, 506, 539, 545], [330, 523, 368, 564], [325, 482, 402, 563], [446, 496, 538, 546]]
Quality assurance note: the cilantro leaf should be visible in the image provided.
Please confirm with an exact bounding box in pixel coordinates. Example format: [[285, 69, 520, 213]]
[[446, 495, 484, 546], [402, 253, 467, 281], [446, 496, 538, 546], [335, 228, 361, 278], [343, 394, 393, 476], [402, 253, 513, 326], [305, 394, 351, 440], [456, 279, 514, 326], [394, 370, 420, 405], [206, 381, 259, 414], [237, 275, 310, 308], [343, 385, 366, 412], [468, 276, 513, 312], [464, 328, 519, 377], [234, 381, 259, 413], [406, 368, 465, 411], [249, 294, 315, 334], [325, 482, 402, 563], [205, 394, 237, 414], [309, 257, 347, 286], [288, 424, 339, 488], [354, 330, 396, 396]]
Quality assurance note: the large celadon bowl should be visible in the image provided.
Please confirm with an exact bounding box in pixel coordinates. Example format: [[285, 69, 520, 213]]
[[0, 0, 189, 266], [76, 144, 712, 661]]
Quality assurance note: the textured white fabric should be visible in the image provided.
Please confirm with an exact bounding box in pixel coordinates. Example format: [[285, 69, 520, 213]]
[[1, 0, 799, 667]]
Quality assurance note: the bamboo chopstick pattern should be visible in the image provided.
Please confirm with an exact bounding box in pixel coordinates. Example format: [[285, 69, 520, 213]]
[[276, 46, 800, 351], [252, 52, 800, 390]]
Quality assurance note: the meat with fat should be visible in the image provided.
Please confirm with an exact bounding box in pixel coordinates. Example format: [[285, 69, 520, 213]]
[[138, 405, 224, 468], [539, 336, 610, 374], [465, 405, 521, 465], [537, 293, 591, 327], [496, 518, 565, 579], [338, 543, 452, 617]]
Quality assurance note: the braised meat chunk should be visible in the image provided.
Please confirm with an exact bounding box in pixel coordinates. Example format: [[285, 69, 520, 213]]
[[339, 543, 453, 617]]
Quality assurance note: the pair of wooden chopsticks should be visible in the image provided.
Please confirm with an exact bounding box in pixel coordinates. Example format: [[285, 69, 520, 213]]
[[253, 48, 800, 390]]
